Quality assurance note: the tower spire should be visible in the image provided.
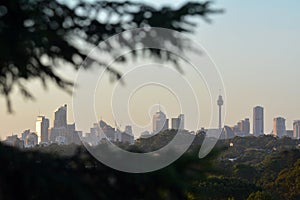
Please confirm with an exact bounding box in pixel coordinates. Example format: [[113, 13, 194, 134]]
[[217, 91, 224, 130]]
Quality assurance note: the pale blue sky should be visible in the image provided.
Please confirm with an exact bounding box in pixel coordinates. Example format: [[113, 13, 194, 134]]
[[1, 0, 300, 138]]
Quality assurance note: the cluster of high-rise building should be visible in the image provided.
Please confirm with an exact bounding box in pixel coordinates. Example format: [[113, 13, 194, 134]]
[[48, 105, 82, 145], [1, 102, 142, 148], [138, 108, 184, 138], [216, 96, 300, 139], [251, 106, 299, 139], [3, 104, 82, 148], [231, 118, 250, 137], [269, 118, 300, 139], [3, 95, 300, 148], [151, 109, 184, 134], [2, 104, 138, 148], [227, 106, 265, 138], [83, 120, 134, 145]]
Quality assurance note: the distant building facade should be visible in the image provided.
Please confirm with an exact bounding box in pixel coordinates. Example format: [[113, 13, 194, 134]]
[[54, 104, 67, 128], [50, 105, 68, 142], [273, 117, 286, 137], [50, 105, 81, 144], [153, 110, 168, 134], [121, 132, 134, 144], [171, 114, 185, 130], [171, 118, 180, 129], [234, 118, 250, 136], [21, 129, 30, 141], [99, 120, 116, 141], [84, 120, 134, 145], [25, 132, 38, 147], [3, 135, 24, 149], [253, 106, 264, 136], [36, 116, 49, 143], [293, 120, 300, 139]]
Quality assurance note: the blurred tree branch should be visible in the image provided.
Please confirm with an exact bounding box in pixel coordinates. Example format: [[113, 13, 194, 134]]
[[0, 0, 223, 112]]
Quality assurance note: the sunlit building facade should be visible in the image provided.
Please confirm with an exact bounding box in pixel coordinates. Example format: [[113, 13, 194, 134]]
[[293, 120, 300, 139], [36, 116, 49, 143], [273, 117, 286, 138], [153, 111, 168, 134]]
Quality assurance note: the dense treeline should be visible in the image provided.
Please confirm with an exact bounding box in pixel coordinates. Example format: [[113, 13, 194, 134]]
[[0, 138, 219, 200], [1, 130, 300, 199]]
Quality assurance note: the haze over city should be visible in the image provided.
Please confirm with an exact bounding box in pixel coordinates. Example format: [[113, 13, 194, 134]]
[[1, 0, 300, 138]]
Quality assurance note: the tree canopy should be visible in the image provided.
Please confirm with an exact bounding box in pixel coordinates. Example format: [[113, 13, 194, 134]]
[[2, 130, 300, 199]]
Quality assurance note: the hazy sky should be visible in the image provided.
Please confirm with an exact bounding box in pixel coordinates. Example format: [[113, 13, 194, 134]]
[[1, 0, 300, 138]]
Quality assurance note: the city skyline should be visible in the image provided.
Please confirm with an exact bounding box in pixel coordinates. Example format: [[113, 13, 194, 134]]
[[3, 100, 300, 150], [1, 1, 300, 198], [1, 0, 300, 137], [2, 102, 300, 141]]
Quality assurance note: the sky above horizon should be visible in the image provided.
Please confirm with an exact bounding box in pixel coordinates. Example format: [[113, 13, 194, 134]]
[[1, 0, 300, 139]]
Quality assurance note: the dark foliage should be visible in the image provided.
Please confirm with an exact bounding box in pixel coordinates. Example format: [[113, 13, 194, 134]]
[[0, 142, 219, 200], [2, 132, 300, 199], [215, 136, 300, 200], [192, 177, 260, 200], [247, 191, 274, 200]]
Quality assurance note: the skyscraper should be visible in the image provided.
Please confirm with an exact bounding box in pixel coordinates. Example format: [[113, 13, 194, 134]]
[[54, 104, 67, 128], [171, 118, 180, 129], [36, 116, 49, 143], [253, 106, 264, 136], [273, 117, 286, 137], [171, 114, 185, 130], [153, 110, 168, 134], [21, 129, 30, 141], [49, 104, 80, 144], [164, 119, 169, 131], [25, 132, 38, 147], [125, 125, 133, 135], [123, 125, 134, 144], [50, 104, 67, 142], [293, 120, 300, 139], [99, 120, 116, 142], [178, 114, 185, 130], [243, 118, 250, 134], [236, 118, 250, 135], [217, 95, 224, 129]]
